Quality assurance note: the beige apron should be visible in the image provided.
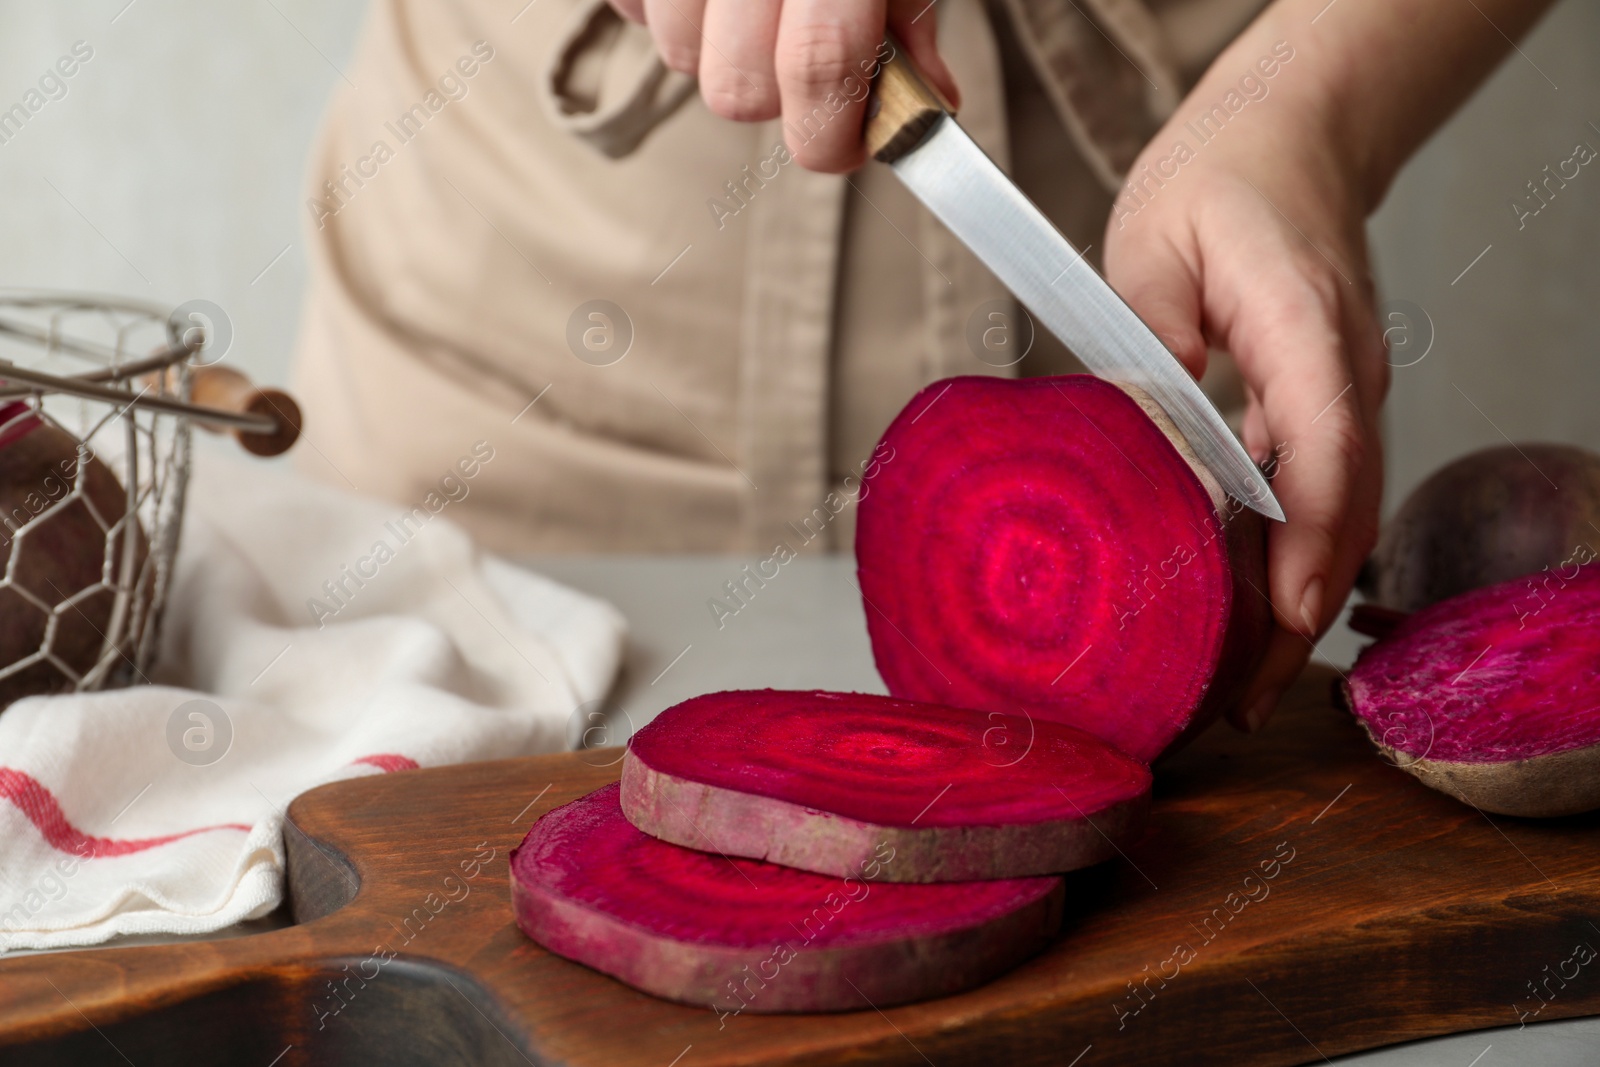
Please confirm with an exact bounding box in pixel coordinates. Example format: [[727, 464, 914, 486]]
[[289, 0, 1264, 553]]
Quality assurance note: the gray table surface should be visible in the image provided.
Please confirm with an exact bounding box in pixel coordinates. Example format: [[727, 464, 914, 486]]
[[533, 555, 1600, 1067]]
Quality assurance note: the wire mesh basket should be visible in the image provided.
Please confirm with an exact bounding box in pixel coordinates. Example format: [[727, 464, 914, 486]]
[[0, 291, 300, 705]]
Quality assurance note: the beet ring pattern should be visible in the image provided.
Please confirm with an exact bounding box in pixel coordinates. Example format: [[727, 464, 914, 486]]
[[856, 375, 1263, 762]]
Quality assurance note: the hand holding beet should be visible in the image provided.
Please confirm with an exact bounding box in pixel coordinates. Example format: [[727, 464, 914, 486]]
[[1105, 0, 1557, 733], [1105, 62, 1386, 736]]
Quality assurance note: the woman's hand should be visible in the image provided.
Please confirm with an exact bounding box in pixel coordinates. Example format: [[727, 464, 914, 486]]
[[605, 0, 958, 172], [1105, 96, 1387, 732], [1107, 0, 1554, 731]]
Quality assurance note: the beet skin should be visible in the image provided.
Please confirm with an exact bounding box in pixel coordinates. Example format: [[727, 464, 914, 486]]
[[1369, 443, 1600, 613]]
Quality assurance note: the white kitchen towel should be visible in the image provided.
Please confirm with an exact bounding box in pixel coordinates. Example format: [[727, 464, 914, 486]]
[[0, 446, 625, 952]]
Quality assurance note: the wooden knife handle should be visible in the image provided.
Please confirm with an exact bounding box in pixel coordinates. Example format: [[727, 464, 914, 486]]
[[864, 35, 954, 164], [189, 365, 303, 457]]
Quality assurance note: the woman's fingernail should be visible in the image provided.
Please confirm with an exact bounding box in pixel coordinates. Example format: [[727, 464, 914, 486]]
[[1243, 689, 1281, 733], [1298, 577, 1325, 634]]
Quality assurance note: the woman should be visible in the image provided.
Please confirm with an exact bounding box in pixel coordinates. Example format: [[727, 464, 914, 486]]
[[290, 0, 1552, 729]]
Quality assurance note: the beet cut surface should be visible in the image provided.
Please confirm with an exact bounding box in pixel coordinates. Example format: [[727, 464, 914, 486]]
[[856, 375, 1267, 762], [1348, 563, 1600, 816], [511, 784, 1065, 1012], [621, 689, 1151, 881]]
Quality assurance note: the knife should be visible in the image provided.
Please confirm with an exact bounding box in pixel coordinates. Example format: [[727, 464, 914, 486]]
[[865, 40, 1285, 522]]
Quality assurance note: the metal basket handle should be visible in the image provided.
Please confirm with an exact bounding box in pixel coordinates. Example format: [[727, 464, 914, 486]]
[[0, 346, 302, 456]]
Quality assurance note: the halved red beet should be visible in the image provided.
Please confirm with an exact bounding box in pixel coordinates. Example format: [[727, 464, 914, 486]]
[[620, 689, 1150, 881], [1347, 562, 1600, 817], [511, 784, 1064, 1012], [855, 375, 1268, 762]]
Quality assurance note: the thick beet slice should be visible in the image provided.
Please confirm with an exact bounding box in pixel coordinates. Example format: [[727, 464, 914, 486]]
[[621, 689, 1150, 881], [856, 375, 1268, 762], [1347, 563, 1600, 817], [511, 784, 1064, 1013]]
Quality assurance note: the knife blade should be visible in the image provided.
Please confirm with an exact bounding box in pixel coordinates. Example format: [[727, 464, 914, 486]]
[[865, 43, 1285, 522]]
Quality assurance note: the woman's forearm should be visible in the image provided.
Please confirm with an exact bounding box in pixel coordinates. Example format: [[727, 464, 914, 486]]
[[1196, 0, 1559, 214]]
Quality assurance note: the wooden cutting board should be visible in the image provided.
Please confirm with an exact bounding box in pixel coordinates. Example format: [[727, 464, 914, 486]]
[[4, 664, 1599, 1066]]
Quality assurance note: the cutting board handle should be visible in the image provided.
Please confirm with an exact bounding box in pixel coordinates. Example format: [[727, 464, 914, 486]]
[[864, 34, 954, 164]]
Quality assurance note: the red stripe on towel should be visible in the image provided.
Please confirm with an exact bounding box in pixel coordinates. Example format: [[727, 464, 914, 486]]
[[0, 768, 249, 858], [350, 754, 419, 773]]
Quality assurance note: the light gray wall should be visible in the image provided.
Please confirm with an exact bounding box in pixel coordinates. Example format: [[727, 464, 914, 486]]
[[0, 0, 1593, 511], [1369, 0, 1600, 513], [0, 0, 365, 390]]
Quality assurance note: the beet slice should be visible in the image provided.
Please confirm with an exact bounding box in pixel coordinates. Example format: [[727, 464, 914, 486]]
[[855, 375, 1268, 762], [511, 784, 1064, 1012], [1347, 563, 1600, 817], [620, 688, 1150, 881]]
